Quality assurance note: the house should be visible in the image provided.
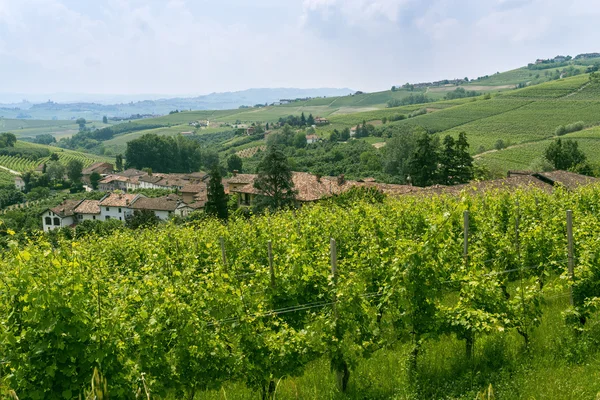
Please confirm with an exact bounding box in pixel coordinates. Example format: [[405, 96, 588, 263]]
[[314, 117, 329, 125], [82, 162, 114, 183], [350, 127, 357, 137], [226, 172, 256, 193], [246, 127, 256, 135], [131, 195, 180, 220], [181, 131, 194, 136], [73, 200, 101, 222], [181, 183, 206, 204], [98, 193, 141, 222], [306, 134, 319, 144], [14, 176, 25, 191], [41, 199, 82, 232], [99, 175, 129, 191]]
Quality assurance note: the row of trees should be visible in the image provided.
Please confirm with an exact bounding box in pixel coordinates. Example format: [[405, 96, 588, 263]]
[[125, 133, 207, 173], [278, 112, 316, 127]]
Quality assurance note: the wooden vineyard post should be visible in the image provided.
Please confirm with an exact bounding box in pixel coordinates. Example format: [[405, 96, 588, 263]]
[[330, 238, 338, 318], [463, 210, 469, 269], [220, 236, 227, 272], [268, 240, 275, 288], [567, 210, 574, 306]]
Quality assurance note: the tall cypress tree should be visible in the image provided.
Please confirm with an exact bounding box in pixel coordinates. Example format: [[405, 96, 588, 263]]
[[409, 130, 439, 187], [454, 132, 474, 183], [300, 112, 306, 126], [205, 165, 228, 220], [439, 135, 457, 185], [253, 145, 297, 213]]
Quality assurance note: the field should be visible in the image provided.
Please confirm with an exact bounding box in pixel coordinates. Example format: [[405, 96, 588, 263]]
[[1, 187, 600, 399], [0, 118, 111, 140], [0, 141, 115, 176], [476, 126, 600, 173]]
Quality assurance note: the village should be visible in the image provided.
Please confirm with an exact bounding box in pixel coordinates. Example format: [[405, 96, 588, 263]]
[[40, 159, 599, 232]]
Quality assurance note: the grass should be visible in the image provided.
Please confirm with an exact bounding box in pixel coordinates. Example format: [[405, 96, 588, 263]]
[[0, 118, 110, 140], [187, 282, 600, 400]]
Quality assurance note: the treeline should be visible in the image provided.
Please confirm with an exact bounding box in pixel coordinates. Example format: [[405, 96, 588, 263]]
[[387, 93, 431, 108], [278, 112, 316, 127], [444, 87, 479, 100], [0, 147, 50, 161], [0, 132, 16, 148], [58, 122, 166, 151], [125, 133, 213, 173]]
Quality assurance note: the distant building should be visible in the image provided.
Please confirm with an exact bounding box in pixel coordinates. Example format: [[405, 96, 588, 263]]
[[82, 162, 114, 183], [314, 117, 329, 125], [41, 199, 82, 232], [14, 176, 25, 191], [181, 131, 194, 136], [246, 127, 256, 135], [306, 134, 319, 144]]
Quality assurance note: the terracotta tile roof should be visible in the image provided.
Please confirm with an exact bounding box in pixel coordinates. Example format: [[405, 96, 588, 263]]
[[117, 169, 148, 178], [82, 162, 113, 175], [181, 183, 206, 193], [536, 170, 600, 190], [99, 175, 129, 184], [74, 200, 101, 215], [230, 172, 421, 202], [139, 175, 163, 184], [131, 196, 180, 211], [99, 193, 140, 207], [50, 199, 83, 218], [227, 174, 257, 185]]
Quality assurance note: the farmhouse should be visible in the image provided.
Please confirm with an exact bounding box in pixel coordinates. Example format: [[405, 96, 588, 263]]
[[14, 176, 25, 191], [131, 195, 180, 220], [306, 134, 319, 144], [98, 193, 140, 222], [314, 117, 329, 125], [73, 200, 101, 222], [82, 162, 114, 183], [41, 199, 83, 232]]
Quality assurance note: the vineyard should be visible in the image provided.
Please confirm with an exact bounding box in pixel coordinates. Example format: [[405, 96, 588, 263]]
[[1, 186, 600, 399], [0, 142, 115, 174]]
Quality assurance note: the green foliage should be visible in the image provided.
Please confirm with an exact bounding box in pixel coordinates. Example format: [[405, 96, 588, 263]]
[[205, 166, 228, 220], [0, 132, 17, 148], [544, 139, 587, 170], [115, 154, 123, 171], [125, 133, 202, 173], [125, 209, 160, 229], [227, 154, 243, 173], [66, 159, 84, 183], [89, 172, 101, 190], [253, 145, 297, 213]]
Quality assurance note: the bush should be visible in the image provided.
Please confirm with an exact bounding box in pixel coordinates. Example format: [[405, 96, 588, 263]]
[[409, 108, 427, 118], [555, 121, 584, 136]]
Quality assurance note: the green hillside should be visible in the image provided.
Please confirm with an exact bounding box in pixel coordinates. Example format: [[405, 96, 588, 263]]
[[0, 118, 111, 140]]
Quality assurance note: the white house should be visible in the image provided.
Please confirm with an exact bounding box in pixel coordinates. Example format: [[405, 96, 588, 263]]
[[130, 194, 180, 220], [41, 199, 82, 232], [73, 200, 101, 222], [14, 176, 25, 191], [98, 193, 141, 222], [306, 134, 319, 144]]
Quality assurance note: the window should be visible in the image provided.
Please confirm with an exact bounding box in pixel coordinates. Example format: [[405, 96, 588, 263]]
[[93, 216, 96, 220], [45, 217, 51, 225], [53, 217, 60, 226], [118, 208, 122, 213], [106, 207, 109, 211], [106, 216, 111, 221], [119, 217, 122, 221]]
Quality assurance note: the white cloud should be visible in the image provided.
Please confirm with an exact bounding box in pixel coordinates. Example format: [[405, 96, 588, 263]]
[[302, 0, 413, 25]]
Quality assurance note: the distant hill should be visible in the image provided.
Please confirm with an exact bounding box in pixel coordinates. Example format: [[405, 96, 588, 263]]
[[0, 88, 354, 120]]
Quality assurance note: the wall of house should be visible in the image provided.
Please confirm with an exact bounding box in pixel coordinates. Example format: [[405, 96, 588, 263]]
[[152, 210, 172, 221], [99, 206, 132, 222], [41, 211, 73, 232], [79, 213, 100, 222]]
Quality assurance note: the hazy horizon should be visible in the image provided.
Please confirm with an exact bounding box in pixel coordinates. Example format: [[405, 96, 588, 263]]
[[0, 0, 599, 97]]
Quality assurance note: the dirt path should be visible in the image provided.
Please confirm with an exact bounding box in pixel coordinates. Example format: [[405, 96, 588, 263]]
[[0, 165, 20, 175], [564, 81, 591, 98]]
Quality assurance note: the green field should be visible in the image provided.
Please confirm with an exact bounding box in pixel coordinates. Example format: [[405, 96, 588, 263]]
[[476, 126, 600, 173], [0, 118, 111, 140]]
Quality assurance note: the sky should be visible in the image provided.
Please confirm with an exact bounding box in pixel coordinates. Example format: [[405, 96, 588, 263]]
[[0, 0, 599, 98]]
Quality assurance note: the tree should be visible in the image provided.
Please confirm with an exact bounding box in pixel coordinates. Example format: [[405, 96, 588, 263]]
[[340, 127, 351, 141], [438, 136, 457, 185], [0, 132, 17, 147], [76, 118, 87, 130], [102, 116, 108, 124], [300, 112, 306, 126], [66, 159, 84, 183], [50, 153, 60, 161], [409, 130, 439, 186], [253, 145, 297, 213], [125, 209, 160, 229], [46, 161, 66, 182], [293, 132, 307, 148], [454, 132, 474, 183], [205, 166, 228, 220], [544, 139, 587, 170], [90, 172, 101, 190], [115, 154, 123, 171], [227, 154, 243, 173], [307, 114, 315, 126], [265, 122, 269, 131]]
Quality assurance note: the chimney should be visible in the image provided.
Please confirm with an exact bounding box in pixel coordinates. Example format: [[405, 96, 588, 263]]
[[337, 174, 345, 186], [233, 170, 238, 177]]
